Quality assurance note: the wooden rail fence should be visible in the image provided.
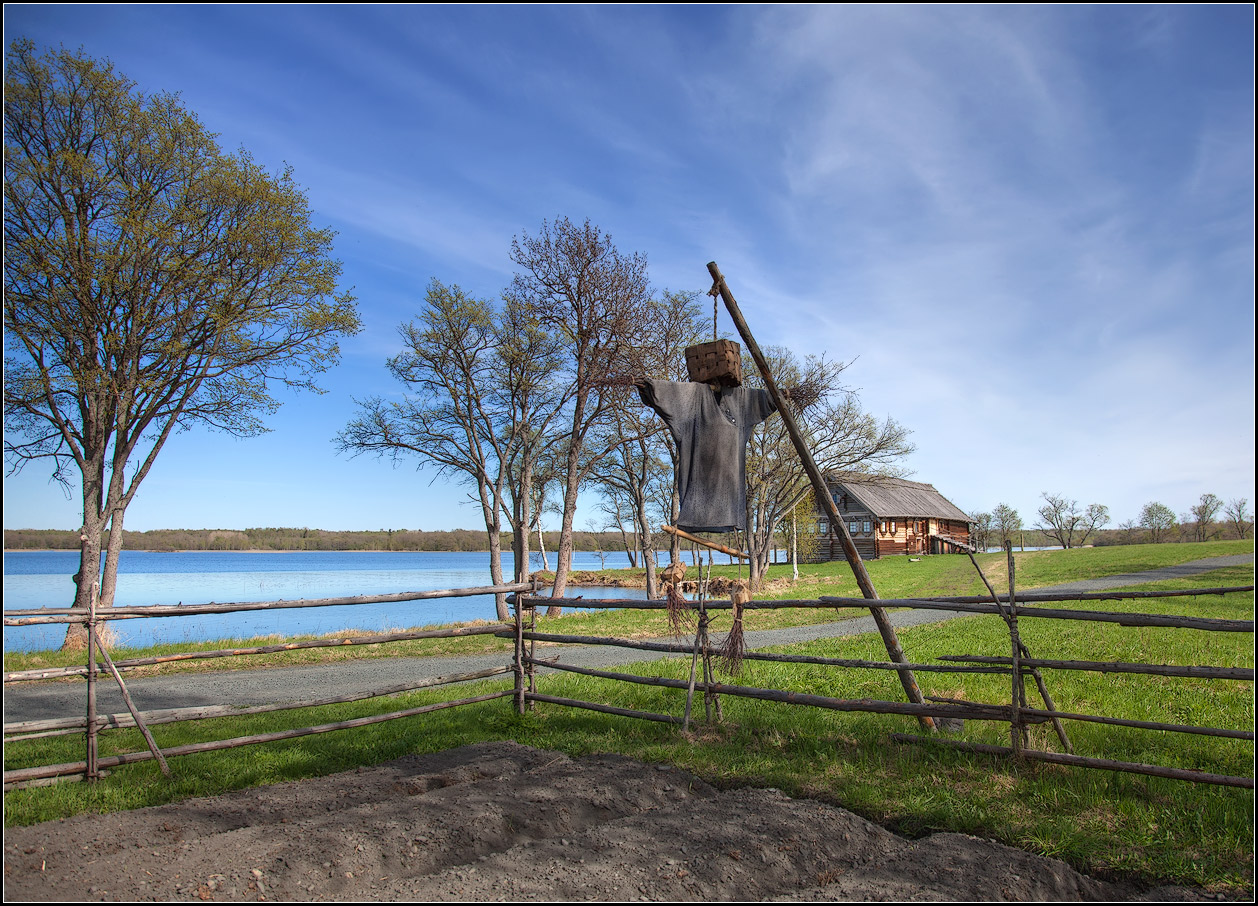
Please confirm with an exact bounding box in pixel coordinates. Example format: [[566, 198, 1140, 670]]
[[509, 571, 1255, 790], [5, 572, 1253, 792], [2, 581, 533, 788]]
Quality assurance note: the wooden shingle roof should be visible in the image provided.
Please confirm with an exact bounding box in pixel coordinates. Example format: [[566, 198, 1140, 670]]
[[830, 476, 972, 523]]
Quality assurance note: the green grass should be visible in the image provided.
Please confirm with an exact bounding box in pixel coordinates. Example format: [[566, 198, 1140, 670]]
[[4, 541, 1254, 893]]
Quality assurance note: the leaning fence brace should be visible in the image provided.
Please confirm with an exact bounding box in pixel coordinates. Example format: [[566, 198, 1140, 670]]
[[3, 581, 531, 788], [512, 581, 1254, 789]]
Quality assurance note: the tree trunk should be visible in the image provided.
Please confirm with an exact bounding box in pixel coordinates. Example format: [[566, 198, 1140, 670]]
[[637, 497, 657, 600], [669, 484, 682, 565], [64, 457, 107, 650], [512, 459, 533, 584], [99, 506, 127, 610], [487, 523, 509, 621], [791, 508, 799, 581], [547, 435, 585, 615], [745, 497, 763, 592]]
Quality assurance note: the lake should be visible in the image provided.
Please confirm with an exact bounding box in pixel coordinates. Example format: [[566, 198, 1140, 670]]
[[2, 549, 650, 653]]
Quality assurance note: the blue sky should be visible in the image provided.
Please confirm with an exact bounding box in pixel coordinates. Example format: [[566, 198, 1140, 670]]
[[3, 4, 1254, 535]]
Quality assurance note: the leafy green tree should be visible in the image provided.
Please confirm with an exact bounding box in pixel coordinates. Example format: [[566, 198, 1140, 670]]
[[1139, 501, 1177, 543], [3, 41, 360, 647], [992, 503, 1022, 550]]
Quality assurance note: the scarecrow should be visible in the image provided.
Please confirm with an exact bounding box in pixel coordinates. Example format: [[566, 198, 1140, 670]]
[[634, 338, 784, 671]]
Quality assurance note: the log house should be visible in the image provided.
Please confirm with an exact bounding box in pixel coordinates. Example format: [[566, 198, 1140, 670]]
[[810, 476, 974, 561]]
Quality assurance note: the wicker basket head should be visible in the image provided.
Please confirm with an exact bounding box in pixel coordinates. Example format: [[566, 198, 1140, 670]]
[[685, 339, 742, 387]]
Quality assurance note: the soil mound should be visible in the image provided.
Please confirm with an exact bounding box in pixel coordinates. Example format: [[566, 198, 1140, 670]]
[[2, 741, 1213, 901]]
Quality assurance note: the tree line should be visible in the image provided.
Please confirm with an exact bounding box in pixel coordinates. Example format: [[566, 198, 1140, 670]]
[[2, 527, 626, 554], [969, 493, 1252, 551]]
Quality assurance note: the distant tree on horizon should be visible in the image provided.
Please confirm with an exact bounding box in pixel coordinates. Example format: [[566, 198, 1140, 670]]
[[992, 503, 1022, 550], [1035, 493, 1110, 549], [1224, 498, 1252, 540], [3, 41, 360, 648], [1139, 501, 1177, 543], [1189, 493, 1224, 542]]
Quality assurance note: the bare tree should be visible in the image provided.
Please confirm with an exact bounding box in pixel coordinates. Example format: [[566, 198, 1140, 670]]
[[1224, 498, 1252, 539], [743, 348, 914, 589], [1189, 493, 1224, 542], [335, 281, 565, 619], [969, 512, 994, 553], [589, 289, 710, 585], [4, 42, 360, 647], [1035, 493, 1106, 549], [588, 396, 672, 598], [1077, 503, 1110, 547], [508, 218, 655, 609]]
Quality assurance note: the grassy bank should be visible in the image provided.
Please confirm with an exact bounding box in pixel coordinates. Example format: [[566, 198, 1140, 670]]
[[4, 542, 1253, 893]]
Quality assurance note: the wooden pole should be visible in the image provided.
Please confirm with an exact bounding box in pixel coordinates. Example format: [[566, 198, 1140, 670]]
[[90, 625, 171, 776], [706, 261, 934, 729], [85, 582, 98, 782], [889, 734, 1253, 790], [514, 594, 525, 715], [937, 655, 1253, 681], [661, 524, 749, 559], [1007, 542, 1026, 755], [968, 552, 1072, 752]]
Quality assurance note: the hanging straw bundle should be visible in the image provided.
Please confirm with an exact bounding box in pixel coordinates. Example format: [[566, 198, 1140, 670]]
[[717, 580, 751, 674], [660, 560, 692, 636]]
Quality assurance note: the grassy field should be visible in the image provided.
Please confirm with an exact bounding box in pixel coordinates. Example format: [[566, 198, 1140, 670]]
[[3, 540, 1254, 893]]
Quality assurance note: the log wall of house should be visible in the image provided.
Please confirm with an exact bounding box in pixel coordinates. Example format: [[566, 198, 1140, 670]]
[[808, 512, 972, 562]]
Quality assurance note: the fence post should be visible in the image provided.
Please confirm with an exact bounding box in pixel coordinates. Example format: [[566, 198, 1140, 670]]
[[513, 593, 525, 715], [85, 583, 99, 782], [526, 577, 538, 710], [1006, 543, 1027, 755]]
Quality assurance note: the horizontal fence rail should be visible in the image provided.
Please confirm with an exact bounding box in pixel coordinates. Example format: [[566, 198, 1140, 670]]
[[3, 582, 534, 625], [514, 584, 1254, 789], [3, 581, 532, 789], [5, 575, 1252, 792]]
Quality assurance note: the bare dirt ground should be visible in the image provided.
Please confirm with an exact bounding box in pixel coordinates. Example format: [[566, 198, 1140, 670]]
[[3, 740, 1220, 902]]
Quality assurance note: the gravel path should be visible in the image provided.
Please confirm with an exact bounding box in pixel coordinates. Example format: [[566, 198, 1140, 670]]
[[3, 554, 1250, 726]]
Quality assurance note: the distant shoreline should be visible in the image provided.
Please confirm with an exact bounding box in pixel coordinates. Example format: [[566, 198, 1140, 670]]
[[6, 548, 519, 555]]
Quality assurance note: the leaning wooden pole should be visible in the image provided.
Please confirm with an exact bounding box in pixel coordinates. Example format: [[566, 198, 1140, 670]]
[[706, 261, 935, 730]]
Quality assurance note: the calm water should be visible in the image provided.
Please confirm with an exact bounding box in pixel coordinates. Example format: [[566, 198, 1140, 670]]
[[2, 550, 649, 653]]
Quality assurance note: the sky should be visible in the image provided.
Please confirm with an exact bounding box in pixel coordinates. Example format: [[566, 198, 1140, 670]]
[[2, 4, 1254, 536]]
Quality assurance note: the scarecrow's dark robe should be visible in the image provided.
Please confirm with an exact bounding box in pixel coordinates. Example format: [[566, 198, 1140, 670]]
[[638, 379, 777, 533]]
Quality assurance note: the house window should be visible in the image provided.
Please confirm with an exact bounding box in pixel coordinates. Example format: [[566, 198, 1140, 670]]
[[863, 520, 872, 534], [849, 519, 859, 535], [880, 520, 887, 534], [890, 521, 896, 534], [817, 519, 828, 535]]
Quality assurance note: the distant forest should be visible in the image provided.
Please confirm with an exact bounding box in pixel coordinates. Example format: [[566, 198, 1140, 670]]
[[3, 527, 624, 553]]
